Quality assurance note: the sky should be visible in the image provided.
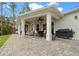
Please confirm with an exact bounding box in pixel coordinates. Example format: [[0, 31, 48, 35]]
[[0, 2, 79, 17]]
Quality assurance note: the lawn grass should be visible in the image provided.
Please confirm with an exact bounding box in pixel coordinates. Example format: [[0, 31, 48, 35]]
[[0, 35, 11, 48]]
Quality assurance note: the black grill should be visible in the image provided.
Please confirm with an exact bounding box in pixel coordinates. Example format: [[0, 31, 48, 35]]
[[56, 29, 74, 39]]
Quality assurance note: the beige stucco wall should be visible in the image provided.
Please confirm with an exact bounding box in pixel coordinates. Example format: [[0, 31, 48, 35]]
[[55, 12, 79, 40]]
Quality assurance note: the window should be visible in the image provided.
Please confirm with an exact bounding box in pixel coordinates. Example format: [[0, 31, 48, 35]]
[[43, 24, 46, 31], [36, 24, 39, 32], [25, 24, 28, 33]]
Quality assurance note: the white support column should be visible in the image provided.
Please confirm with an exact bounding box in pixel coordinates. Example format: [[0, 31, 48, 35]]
[[33, 22, 36, 32], [46, 12, 52, 41], [33, 18, 37, 36], [21, 19, 25, 36], [18, 24, 21, 35]]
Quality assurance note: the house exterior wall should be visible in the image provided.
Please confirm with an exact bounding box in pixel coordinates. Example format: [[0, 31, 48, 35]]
[[55, 12, 79, 40]]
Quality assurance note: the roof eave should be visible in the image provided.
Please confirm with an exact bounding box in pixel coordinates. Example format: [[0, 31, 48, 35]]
[[17, 4, 56, 17], [63, 7, 79, 15]]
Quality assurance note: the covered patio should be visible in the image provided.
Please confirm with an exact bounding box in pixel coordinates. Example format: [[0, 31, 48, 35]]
[[16, 5, 62, 41]]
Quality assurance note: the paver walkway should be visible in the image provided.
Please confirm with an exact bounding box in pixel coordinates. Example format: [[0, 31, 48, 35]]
[[0, 34, 79, 56]]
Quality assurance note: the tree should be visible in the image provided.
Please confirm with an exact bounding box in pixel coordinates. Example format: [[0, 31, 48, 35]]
[[19, 2, 31, 14], [0, 2, 5, 35], [23, 2, 31, 12], [2, 19, 14, 35], [0, 2, 16, 35], [0, 16, 13, 35], [0, 2, 6, 16], [9, 2, 16, 33]]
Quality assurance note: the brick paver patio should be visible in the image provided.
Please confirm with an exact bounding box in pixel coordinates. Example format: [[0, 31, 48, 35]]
[[0, 34, 79, 56]]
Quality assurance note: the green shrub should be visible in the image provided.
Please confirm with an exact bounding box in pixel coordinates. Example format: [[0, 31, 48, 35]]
[[0, 21, 14, 35]]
